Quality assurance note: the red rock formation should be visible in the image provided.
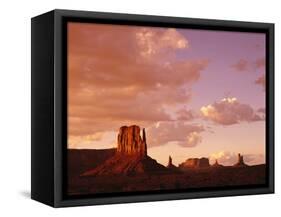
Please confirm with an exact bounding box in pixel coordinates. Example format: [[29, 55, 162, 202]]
[[117, 125, 147, 157], [198, 158, 210, 167], [82, 125, 169, 176], [179, 157, 210, 169], [233, 153, 248, 167]]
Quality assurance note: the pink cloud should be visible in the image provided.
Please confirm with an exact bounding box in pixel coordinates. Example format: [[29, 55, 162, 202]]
[[255, 74, 265, 90], [135, 28, 188, 59], [255, 57, 265, 69], [146, 121, 204, 147], [68, 23, 209, 137], [200, 97, 264, 125], [232, 57, 265, 72], [257, 107, 265, 114], [68, 24, 199, 90], [232, 59, 249, 71], [68, 132, 104, 148], [175, 108, 195, 121]]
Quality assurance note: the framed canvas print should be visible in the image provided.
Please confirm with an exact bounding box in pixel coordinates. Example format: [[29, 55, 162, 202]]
[[31, 9, 274, 207]]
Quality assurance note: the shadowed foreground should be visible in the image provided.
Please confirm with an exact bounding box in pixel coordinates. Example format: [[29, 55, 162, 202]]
[[67, 149, 266, 196], [68, 126, 266, 196]]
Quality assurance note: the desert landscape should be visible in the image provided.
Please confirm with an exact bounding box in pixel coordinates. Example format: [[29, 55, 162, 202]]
[[67, 23, 266, 197], [67, 125, 266, 196]]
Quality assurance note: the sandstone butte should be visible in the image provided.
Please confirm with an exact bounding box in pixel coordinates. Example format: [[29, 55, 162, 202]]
[[81, 125, 168, 176], [179, 157, 210, 169]]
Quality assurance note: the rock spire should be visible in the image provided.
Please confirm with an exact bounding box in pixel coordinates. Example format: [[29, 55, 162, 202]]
[[234, 153, 247, 167]]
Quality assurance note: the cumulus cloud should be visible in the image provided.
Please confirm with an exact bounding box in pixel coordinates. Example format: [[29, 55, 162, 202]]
[[255, 74, 265, 90], [68, 86, 194, 135], [210, 151, 237, 165], [200, 97, 264, 125], [136, 28, 188, 59], [244, 153, 265, 165], [232, 59, 249, 71], [68, 23, 208, 137], [255, 57, 265, 69], [184, 132, 202, 147], [210, 151, 265, 166], [175, 108, 195, 121], [257, 107, 265, 114], [146, 121, 204, 147], [232, 57, 265, 72], [232, 58, 266, 92]]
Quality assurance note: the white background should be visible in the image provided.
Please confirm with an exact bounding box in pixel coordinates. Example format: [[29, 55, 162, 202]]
[[0, 0, 279, 216]]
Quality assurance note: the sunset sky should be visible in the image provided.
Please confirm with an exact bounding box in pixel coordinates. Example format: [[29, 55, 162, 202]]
[[67, 22, 266, 166]]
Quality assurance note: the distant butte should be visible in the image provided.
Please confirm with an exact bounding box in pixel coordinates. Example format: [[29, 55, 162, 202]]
[[179, 157, 210, 169]]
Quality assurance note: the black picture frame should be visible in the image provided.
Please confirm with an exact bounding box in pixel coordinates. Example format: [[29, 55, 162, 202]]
[[31, 9, 274, 207]]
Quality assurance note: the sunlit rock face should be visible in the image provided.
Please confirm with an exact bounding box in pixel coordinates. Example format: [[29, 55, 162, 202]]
[[179, 157, 210, 169], [117, 125, 147, 157]]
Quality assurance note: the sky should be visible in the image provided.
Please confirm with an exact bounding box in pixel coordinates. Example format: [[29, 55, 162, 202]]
[[67, 22, 266, 166]]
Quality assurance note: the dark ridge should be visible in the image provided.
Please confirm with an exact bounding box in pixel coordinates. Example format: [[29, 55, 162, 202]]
[[68, 148, 116, 178]]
